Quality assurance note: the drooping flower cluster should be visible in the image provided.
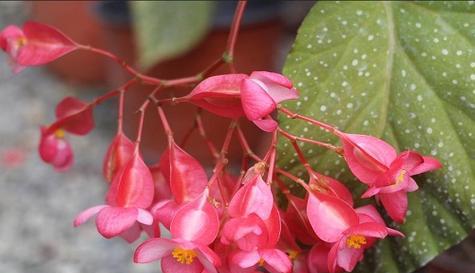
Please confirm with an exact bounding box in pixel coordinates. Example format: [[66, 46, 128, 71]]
[[1, 20, 442, 273]]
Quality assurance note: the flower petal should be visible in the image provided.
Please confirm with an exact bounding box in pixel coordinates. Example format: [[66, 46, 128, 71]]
[[307, 192, 358, 243], [410, 156, 442, 176], [119, 222, 142, 243], [379, 191, 408, 224], [96, 207, 138, 238], [340, 133, 395, 184], [241, 78, 276, 120], [250, 71, 299, 104], [161, 142, 208, 204], [186, 74, 247, 118], [134, 237, 176, 263], [73, 205, 108, 227], [171, 189, 219, 245], [55, 97, 94, 135], [253, 116, 278, 132], [232, 250, 260, 268], [137, 208, 154, 225], [261, 249, 292, 273], [106, 152, 154, 208], [103, 132, 135, 183], [228, 172, 273, 219], [16, 21, 77, 66], [151, 199, 181, 229]]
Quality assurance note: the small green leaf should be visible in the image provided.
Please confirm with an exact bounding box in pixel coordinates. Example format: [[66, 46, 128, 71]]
[[130, 1, 215, 69], [279, 1, 475, 272]]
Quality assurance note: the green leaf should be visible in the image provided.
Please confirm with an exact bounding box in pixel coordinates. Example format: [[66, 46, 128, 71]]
[[279, 1, 475, 272], [130, 1, 215, 69]]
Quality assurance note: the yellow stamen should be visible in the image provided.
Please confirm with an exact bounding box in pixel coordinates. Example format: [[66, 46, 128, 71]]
[[16, 37, 27, 47], [346, 235, 367, 249], [171, 248, 197, 265], [258, 258, 265, 267], [54, 129, 65, 139], [395, 170, 407, 185], [287, 249, 299, 260]]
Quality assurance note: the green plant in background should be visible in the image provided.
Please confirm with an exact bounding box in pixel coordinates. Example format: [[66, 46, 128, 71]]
[[130, 1, 215, 69], [280, 2, 474, 273]]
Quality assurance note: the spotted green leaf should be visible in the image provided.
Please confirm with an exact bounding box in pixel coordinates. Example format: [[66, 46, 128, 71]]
[[279, 1, 475, 272], [130, 1, 215, 69]]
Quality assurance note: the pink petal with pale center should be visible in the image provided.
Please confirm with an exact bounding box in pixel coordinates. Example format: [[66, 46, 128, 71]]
[[96, 206, 139, 238], [103, 132, 135, 182], [134, 237, 176, 263], [232, 250, 261, 268], [241, 78, 276, 120], [250, 71, 299, 104], [73, 205, 108, 227], [228, 173, 273, 220], [261, 249, 292, 273], [171, 189, 219, 245], [106, 152, 154, 208]]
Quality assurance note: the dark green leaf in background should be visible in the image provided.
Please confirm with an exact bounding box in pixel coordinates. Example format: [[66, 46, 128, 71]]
[[279, 1, 475, 272], [130, 1, 215, 69]]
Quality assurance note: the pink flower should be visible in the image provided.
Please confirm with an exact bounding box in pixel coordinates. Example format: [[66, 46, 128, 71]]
[[227, 164, 274, 220], [184, 74, 248, 118], [39, 97, 94, 170], [306, 192, 402, 273], [38, 127, 73, 171], [103, 131, 135, 182], [0, 21, 77, 72], [241, 71, 298, 132], [150, 141, 208, 229], [231, 248, 292, 273], [73, 151, 155, 239], [339, 133, 441, 222], [134, 189, 221, 273]]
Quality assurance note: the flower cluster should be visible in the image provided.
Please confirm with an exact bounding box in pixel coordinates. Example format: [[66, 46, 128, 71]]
[[1, 18, 442, 273]]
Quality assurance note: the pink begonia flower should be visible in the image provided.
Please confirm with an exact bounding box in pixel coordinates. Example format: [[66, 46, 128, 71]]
[[39, 97, 94, 170], [339, 133, 441, 222], [0, 21, 77, 73], [241, 71, 298, 132], [103, 131, 135, 182], [184, 74, 248, 118], [134, 189, 221, 273], [74, 151, 154, 239], [38, 127, 73, 171], [227, 164, 274, 220], [221, 165, 277, 254], [306, 192, 402, 273], [150, 141, 208, 229], [227, 206, 291, 273]]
